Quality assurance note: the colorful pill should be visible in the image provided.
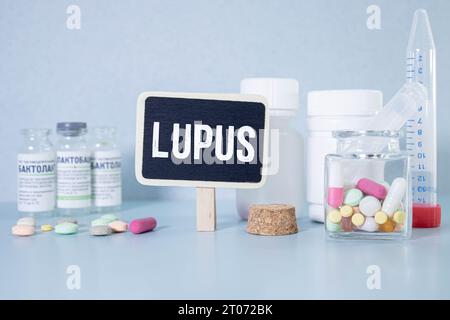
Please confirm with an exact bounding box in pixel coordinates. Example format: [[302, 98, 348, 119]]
[[379, 219, 395, 233], [357, 178, 387, 200], [55, 222, 78, 235], [359, 196, 381, 217], [327, 187, 344, 209], [108, 220, 128, 233], [326, 218, 342, 232], [90, 225, 112, 236], [351, 213, 365, 227], [340, 205, 353, 217], [17, 217, 35, 227], [327, 209, 342, 224], [381, 177, 406, 217], [40, 224, 53, 232], [12, 224, 35, 236], [341, 216, 353, 232], [359, 217, 379, 232], [374, 211, 388, 225], [393, 210, 406, 224], [91, 218, 110, 227], [100, 214, 119, 223], [327, 161, 344, 208], [344, 188, 363, 206], [129, 217, 157, 234]]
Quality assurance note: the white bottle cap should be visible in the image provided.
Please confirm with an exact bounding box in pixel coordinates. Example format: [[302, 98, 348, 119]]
[[240, 78, 299, 113], [307, 90, 382, 116]]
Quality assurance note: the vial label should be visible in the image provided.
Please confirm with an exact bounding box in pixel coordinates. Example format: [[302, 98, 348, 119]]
[[91, 150, 122, 207], [56, 150, 91, 209], [17, 152, 56, 212]]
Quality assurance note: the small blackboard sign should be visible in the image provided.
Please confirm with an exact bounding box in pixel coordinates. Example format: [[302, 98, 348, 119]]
[[135, 92, 268, 189]]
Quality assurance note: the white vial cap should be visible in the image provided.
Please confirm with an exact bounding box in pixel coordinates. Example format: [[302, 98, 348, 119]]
[[307, 90, 382, 116], [240, 78, 299, 112]]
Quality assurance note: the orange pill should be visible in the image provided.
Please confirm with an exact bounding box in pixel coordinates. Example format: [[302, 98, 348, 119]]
[[379, 219, 395, 232]]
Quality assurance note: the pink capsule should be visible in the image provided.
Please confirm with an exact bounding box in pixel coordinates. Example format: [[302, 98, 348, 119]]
[[356, 178, 387, 200], [129, 217, 157, 234], [327, 187, 344, 208]]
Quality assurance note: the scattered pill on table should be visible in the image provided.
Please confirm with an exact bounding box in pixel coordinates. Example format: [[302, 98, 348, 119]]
[[12, 224, 35, 236], [129, 217, 157, 234], [91, 218, 110, 227], [108, 220, 128, 233], [40, 224, 53, 232], [90, 225, 112, 236], [100, 214, 119, 223], [54, 222, 78, 235]]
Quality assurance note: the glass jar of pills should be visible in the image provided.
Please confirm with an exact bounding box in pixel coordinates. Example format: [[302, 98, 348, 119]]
[[324, 131, 412, 240]]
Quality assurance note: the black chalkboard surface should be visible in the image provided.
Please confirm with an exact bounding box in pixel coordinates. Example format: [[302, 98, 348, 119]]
[[135, 92, 268, 188]]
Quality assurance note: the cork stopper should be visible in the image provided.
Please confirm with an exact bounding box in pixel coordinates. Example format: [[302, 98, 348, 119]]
[[247, 204, 298, 236]]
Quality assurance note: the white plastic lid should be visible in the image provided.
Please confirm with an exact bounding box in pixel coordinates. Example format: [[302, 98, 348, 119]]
[[240, 78, 299, 111], [307, 90, 382, 116]]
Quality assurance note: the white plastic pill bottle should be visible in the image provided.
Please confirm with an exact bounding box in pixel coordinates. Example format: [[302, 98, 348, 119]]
[[17, 128, 56, 216], [56, 122, 91, 216], [307, 90, 383, 222], [236, 78, 304, 219], [90, 127, 122, 213]]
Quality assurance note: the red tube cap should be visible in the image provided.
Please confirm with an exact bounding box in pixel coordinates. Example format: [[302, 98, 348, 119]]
[[412, 204, 441, 228]]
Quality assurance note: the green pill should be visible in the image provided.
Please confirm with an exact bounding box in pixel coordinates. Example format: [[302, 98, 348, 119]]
[[55, 222, 78, 235], [91, 218, 110, 227], [344, 188, 363, 206], [100, 214, 119, 223], [326, 218, 342, 232]]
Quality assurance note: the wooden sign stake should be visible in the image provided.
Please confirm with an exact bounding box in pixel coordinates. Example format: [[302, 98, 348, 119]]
[[196, 187, 216, 231]]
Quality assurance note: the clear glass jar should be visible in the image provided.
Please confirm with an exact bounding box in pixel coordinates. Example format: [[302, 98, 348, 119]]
[[56, 122, 91, 216], [90, 127, 122, 213], [324, 131, 411, 240], [17, 129, 56, 217]]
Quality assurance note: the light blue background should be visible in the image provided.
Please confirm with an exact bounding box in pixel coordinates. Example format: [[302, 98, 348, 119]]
[[1, 0, 449, 202]]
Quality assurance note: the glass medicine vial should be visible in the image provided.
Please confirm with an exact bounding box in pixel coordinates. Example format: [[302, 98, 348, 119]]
[[90, 127, 122, 213], [324, 131, 412, 240], [17, 129, 56, 216], [56, 122, 91, 216]]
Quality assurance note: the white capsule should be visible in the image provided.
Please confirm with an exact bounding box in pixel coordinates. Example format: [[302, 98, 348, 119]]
[[381, 177, 406, 217], [359, 196, 381, 217], [359, 217, 379, 232], [328, 160, 343, 188]]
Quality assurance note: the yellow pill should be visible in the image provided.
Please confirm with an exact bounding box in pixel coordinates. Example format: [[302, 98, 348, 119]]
[[328, 209, 342, 224], [393, 211, 406, 224], [374, 211, 388, 225], [340, 205, 353, 217], [40, 224, 53, 232], [351, 213, 365, 226]]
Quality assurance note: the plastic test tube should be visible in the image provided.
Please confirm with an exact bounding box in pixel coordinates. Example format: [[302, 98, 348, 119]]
[[406, 9, 441, 227]]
